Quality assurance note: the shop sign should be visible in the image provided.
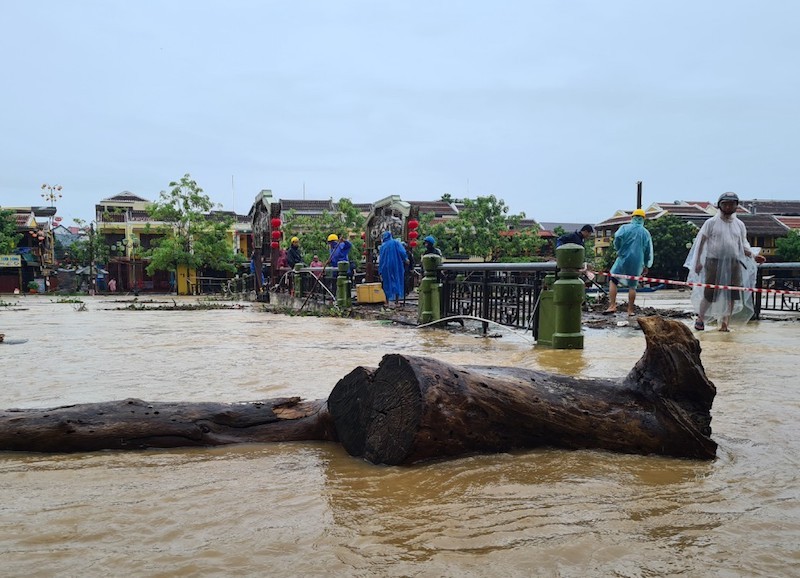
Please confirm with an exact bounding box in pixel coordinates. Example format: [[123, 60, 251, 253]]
[[0, 255, 21, 267]]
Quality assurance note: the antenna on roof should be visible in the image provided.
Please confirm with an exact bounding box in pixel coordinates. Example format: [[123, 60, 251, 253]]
[[636, 181, 642, 209], [231, 175, 235, 213]]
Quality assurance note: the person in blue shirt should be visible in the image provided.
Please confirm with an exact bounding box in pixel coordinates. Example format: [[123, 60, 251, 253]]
[[378, 230, 408, 305], [556, 225, 594, 248], [327, 234, 353, 277], [603, 209, 653, 316]]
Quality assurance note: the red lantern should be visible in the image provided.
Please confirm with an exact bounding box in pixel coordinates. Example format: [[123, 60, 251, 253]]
[[360, 232, 366, 239], [410, 241, 418, 248], [271, 218, 282, 228], [408, 230, 419, 240], [407, 219, 419, 230], [271, 230, 282, 240], [270, 241, 280, 249]]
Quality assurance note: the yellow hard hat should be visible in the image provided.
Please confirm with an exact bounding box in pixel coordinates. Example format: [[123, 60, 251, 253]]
[[291, 236, 299, 243], [632, 208, 646, 218], [327, 234, 338, 242]]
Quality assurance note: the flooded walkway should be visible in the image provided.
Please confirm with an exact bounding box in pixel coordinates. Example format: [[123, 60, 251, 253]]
[[0, 293, 798, 577]]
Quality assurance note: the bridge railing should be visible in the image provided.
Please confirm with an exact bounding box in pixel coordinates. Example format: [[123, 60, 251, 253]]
[[755, 262, 800, 318], [439, 262, 558, 335]]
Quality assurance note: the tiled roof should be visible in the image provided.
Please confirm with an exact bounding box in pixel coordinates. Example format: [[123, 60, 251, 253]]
[[279, 199, 336, 213], [537, 222, 590, 233], [775, 216, 800, 230], [515, 219, 541, 230], [738, 214, 790, 236], [596, 212, 646, 227], [598, 207, 711, 229], [14, 212, 34, 227], [685, 200, 715, 209], [209, 210, 250, 223], [652, 202, 712, 216], [102, 191, 150, 203], [408, 201, 459, 217], [740, 199, 800, 216]]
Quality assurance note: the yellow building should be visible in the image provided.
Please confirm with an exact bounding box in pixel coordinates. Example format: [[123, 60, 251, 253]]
[[96, 192, 251, 294]]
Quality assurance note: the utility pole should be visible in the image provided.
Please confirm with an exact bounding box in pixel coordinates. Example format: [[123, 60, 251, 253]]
[[636, 181, 643, 209], [89, 223, 96, 295]]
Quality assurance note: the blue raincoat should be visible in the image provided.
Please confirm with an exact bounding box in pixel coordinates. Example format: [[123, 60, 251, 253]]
[[610, 217, 653, 288], [328, 239, 353, 276], [378, 231, 408, 302]]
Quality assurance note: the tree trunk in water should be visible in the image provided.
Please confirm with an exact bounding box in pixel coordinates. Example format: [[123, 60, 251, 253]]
[[0, 398, 335, 452], [327, 316, 716, 464], [0, 317, 716, 463]]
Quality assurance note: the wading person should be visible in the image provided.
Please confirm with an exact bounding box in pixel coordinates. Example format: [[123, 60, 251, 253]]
[[604, 208, 653, 316], [684, 192, 765, 332], [378, 230, 408, 306]]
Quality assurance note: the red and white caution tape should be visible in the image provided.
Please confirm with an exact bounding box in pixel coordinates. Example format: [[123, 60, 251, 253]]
[[604, 273, 800, 297]]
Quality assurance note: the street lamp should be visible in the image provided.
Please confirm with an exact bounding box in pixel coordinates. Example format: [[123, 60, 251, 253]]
[[41, 183, 63, 206]]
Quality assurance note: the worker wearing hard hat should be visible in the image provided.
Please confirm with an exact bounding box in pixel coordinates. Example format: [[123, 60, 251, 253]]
[[286, 236, 304, 268], [603, 208, 653, 316], [327, 233, 353, 276]]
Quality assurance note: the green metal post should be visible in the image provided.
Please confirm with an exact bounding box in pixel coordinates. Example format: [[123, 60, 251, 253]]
[[293, 263, 304, 298], [536, 273, 557, 346], [336, 261, 351, 308], [418, 254, 442, 323], [552, 243, 585, 349]]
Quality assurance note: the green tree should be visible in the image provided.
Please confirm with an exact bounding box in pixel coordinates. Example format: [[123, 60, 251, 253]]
[[280, 198, 366, 266], [0, 208, 21, 254], [416, 212, 452, 259], [448, 195, 542, 261], [599, 215, 696, 280], [67, 220, 110, 269], [776, 229, 800, 261], [644, 214, 697, 282], [145, 174, 236, 277]]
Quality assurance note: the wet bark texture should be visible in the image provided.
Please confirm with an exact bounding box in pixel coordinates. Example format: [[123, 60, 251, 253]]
[[0, 398, 335, 452], [0, 317, 716, 462], [328, 316, 716, 464]]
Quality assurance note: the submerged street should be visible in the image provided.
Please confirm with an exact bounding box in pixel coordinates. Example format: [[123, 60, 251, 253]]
[[0, 293, 798, 577]]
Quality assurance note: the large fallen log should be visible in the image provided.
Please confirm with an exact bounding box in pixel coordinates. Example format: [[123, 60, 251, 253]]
[[0, 398, 336, 452], [329, 316, 716, 463], [0, 317, 716, 462]]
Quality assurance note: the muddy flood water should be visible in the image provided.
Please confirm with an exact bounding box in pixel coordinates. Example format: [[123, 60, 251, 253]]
[[1, 293, 798, 577]]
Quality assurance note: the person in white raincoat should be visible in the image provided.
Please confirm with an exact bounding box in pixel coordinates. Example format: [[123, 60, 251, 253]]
[[683, 192, 766, 332], [604, 208, 654, 315]]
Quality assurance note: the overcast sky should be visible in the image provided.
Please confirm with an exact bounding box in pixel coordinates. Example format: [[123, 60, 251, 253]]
[[3, 1, 799, 226]]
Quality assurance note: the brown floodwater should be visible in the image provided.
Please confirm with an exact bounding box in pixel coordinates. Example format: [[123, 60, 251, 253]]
[[0, 294, 798, 577]]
